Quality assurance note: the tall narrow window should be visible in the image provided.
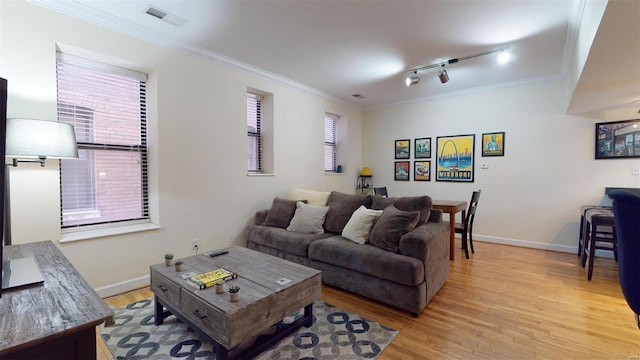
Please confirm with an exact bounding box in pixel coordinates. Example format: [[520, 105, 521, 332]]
[[247, 92, 262, 172], [324, 113, 338, 172], [56, 53, 149, 230]]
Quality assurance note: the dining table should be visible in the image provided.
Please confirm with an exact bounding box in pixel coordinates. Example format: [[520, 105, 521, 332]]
[[432, 199, 468, 261]]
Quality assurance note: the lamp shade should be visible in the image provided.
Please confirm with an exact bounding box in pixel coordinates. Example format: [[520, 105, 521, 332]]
[[6, 118, 78, 160], [360, 166, 372, 177]]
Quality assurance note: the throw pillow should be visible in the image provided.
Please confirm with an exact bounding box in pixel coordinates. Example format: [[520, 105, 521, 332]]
[[368, 205, 420, 253], [288, 188, 331, 206], [286, 202, 329, 234], [371, 195, 432, 225], [341, 205, 383, 244], [324, 191, 374, 234], [263, 197, 306, 228]]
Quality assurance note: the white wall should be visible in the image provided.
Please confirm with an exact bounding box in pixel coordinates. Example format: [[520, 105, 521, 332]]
[[363, 80, 640, 252], [0, 1, 362, 296]]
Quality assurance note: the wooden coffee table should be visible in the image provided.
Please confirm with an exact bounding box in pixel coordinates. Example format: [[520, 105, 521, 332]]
[[150, 246, 321, 360]]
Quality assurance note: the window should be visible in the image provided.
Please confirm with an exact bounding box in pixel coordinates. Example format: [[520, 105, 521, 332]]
[[247, 92, 262, 172], [324, 113, 338, 172], [56, 53, 149, 230]]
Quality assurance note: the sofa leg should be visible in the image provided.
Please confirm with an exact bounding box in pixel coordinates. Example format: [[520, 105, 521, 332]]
[[412, 312, 419, 318]]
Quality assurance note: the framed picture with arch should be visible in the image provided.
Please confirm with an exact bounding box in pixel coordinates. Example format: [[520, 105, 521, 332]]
[[436, 134, 475, 182]]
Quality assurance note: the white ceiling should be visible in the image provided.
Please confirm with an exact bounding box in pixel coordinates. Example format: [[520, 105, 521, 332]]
[[30, 0, 639, 114]]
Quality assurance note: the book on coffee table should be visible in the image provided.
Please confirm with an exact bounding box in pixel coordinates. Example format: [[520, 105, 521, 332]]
[[188, 268, 238, 290]]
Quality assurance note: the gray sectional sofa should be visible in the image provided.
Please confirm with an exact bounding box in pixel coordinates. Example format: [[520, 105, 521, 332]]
[[245, 190, 450, 316]]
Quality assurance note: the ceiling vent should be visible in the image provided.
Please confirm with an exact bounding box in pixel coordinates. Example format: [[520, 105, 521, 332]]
[[145, 6, 187, 26]]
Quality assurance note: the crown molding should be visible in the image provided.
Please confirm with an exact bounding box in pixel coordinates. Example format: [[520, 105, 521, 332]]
[[367, 73, 567, 111], [28, 0, 360, 110]]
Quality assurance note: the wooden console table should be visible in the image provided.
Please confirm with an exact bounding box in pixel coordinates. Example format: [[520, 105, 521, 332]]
[[0, 241, 113, 359], [433, 200, 467, 261]]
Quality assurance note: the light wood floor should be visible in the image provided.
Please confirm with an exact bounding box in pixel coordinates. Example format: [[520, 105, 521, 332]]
[[97, 240, 640, 359]]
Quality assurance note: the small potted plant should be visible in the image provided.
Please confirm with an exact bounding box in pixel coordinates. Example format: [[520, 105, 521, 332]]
[[215, 280, 225, 294], [164, 253, 174, 266], [228, 285, 240, 302], [174, 260, 184, 272]]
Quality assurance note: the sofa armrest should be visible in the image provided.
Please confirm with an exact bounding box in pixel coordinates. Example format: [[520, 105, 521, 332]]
[[398, 221, 450, 303], [398, 222, 447, 260], [427, 208, 443, 223], [254, 209, 269, 225]]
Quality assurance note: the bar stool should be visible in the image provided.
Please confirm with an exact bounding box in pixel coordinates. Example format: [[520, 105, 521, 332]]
[[578, 205, 611, 257], [580, 208, 617, 281]]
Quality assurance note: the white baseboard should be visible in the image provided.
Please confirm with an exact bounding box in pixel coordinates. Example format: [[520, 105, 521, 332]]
[[95, 274, 150, 298], [95, 235, 616, 298], [472, 235, 615, 259]]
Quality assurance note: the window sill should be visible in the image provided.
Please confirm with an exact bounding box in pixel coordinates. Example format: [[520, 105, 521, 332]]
[[60, 222, 161, 243]]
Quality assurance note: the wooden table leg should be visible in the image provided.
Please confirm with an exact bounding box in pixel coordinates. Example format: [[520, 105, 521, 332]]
[[448, 212, 455, 261]]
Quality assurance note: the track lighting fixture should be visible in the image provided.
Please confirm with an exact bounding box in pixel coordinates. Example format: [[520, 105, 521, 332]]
[[438, 65, 449, 84], [405, 72, 420, 87], [405, 46, 509, 86]]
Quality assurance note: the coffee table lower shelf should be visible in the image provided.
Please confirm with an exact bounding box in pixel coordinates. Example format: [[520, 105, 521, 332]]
[[154, 295, 314, 360]]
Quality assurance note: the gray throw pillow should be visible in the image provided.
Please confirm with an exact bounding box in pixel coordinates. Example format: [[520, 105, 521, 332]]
[[324, 191, 373, 234], [368, 205, 420, 253], [264, 197, 306, 228], [371, 195, 432, 225], [286, 202, 329, 234]]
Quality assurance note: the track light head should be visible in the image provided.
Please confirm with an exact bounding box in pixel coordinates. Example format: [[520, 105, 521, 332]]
[[498, 50, 511, 64], [405, 72, 420, 86], [438, 65, 449, 84]]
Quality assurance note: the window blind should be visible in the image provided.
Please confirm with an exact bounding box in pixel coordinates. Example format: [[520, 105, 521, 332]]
[[324, 113, 338, 172], [247, 93, 262, 172], [56, 53, 149, 229]]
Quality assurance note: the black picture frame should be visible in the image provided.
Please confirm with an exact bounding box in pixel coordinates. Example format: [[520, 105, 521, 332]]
[[414, 161, 431, 181], [414, 137, 431, 158], [481, 132, 505, 157], [595, 119, 640, 159], [435, 134, 475, 182], [394, 161, 410, 181], [395, 139, 410, 159]]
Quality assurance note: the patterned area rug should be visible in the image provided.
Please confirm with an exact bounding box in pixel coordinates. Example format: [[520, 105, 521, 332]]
[[101, 297, 398, 359]]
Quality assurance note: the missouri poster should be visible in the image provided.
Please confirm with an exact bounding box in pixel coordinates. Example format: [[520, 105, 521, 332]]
[[436, 134, 475, 182]]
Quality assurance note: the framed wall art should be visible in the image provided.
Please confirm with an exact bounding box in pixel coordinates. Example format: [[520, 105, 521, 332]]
[[436, 134, 475, 182], [395, 139, 410, 159], [394, 161, 410, 181], [415, 137, 431, 158], [595, 119, 640, 159], [414, 161, 431, 181], [482, 132, 505, 157]]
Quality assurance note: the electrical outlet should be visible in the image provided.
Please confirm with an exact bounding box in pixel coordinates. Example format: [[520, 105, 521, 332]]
[[632, 165, 640, 176], [191, 238, 199, 251]]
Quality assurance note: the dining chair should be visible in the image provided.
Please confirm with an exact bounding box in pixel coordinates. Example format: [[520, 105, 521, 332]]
[[455, 190, 481, 259], [609, 189, 640, 329], [374, 187, 388, 197]]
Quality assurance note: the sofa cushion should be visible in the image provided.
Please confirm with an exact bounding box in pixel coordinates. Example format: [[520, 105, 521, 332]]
[[286, 202, 329, 234], [324, 191, 373, 234], [368, 206, 420, 253], [248, 225, 334, 258], [309, 237, 425, 287], [263, 197, 306, 228], [341, 205, 383, 244], [289, 188, 331, 206], [371, 195, 432, 225]]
